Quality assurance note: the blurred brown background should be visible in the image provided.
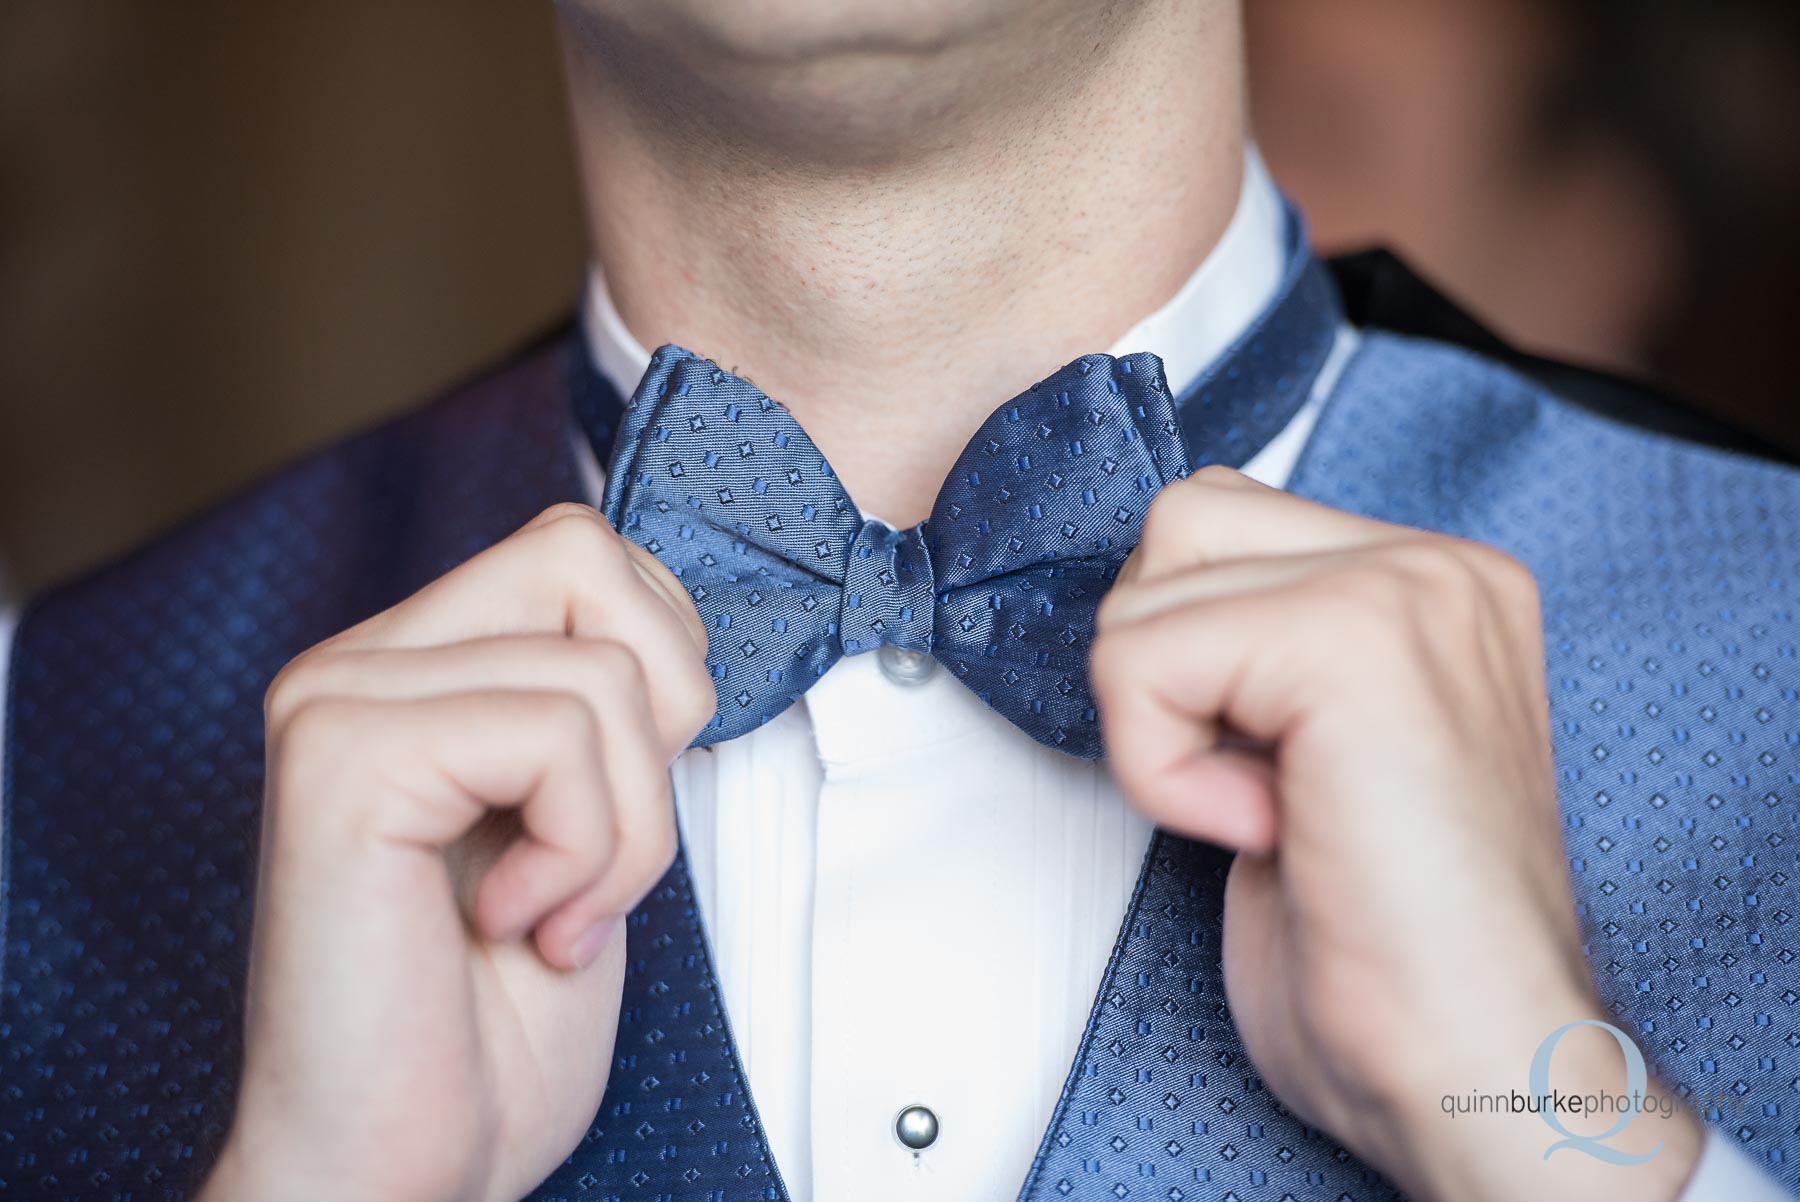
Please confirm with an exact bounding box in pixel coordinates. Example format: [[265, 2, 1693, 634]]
[[3, 1, 1798, 599], [0, 2, 588, 597]]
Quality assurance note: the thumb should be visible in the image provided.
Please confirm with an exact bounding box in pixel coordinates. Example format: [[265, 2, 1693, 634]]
[[621, 536, 708, 658], [1133, 743, 1280, 855]]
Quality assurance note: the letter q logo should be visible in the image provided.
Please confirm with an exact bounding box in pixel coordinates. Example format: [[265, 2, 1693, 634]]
[[1528, 1019, 1662, 1165]]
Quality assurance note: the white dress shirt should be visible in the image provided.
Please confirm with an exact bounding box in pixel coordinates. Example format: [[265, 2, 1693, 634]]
[[0, 152, 1776, 1202]]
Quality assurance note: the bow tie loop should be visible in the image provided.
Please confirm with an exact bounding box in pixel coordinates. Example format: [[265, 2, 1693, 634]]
[[840, 519, 935, 656], [926, 352, 1186, 592]]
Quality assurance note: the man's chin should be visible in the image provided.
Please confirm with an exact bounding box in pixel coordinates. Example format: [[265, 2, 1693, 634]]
[[558, 0, 1118, 165], [558, 0, 1021, 66]]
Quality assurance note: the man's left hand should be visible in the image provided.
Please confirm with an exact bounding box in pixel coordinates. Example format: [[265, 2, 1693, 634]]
[[1092, 466, 1704, 1202]]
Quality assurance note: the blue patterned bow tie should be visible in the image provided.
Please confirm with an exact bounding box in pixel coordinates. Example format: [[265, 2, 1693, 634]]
[[601, 348, 1188, 757], [581, 217, 1339, 757]]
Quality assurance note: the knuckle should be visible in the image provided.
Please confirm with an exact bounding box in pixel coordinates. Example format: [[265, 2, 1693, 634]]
[[1381, 539, 1488, 619], [1093, 583, 1134, 633], [534, 500, 607, 530], [1086, 625, 1137, 699], [574, 637, 647, 688], [271, 695, 363, 778], [580, 636, 712, 752], [1387, 537, 1541, 626], [634, 543, 709, 645], [531, 514, 632, 626], [539, 689, 601, 749], [537, 503, 627, 568], [1472, 542, 1541, 612], [1384, 537, 1469, 587], [264, 650, 335, 731], [672, 664, 718, 741], [1139, 483, 1199, 548], [1138, 467, 1255, 551], [1189, 463, 1253, 490], [263, 658, 304, 727], [648, 641, 716, 737]]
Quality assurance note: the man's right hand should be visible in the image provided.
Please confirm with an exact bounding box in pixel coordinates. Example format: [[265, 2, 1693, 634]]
[[197, 503, 714, 1202]]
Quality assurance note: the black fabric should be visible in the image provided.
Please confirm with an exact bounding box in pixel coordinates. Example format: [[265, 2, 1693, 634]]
[[1327, 248, 1798, 466]]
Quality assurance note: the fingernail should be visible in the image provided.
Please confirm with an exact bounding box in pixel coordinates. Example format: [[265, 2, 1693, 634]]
[[568, 917, 619, 969]]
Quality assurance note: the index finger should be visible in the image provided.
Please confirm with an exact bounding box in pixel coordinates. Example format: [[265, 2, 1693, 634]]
[[324, 503, 712, 744], [1126, 466, 1404, 585]]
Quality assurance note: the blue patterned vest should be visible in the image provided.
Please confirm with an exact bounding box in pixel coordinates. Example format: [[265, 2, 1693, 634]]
[[3, 253, 1797, 1199]]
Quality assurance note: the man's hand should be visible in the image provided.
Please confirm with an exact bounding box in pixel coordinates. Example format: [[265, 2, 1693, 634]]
[[198, 503, 713, 1202], [1092, 467, 1704, 1202]]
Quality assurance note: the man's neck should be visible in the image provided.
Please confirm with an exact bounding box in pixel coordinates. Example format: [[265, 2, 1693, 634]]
[[558, 1, 1246, 524]]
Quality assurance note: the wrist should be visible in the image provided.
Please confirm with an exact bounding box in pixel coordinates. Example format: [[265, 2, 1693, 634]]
[[1374, 997, 1703, 1202]]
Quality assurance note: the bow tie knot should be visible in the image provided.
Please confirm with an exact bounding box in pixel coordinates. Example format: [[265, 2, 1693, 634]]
[[841, 519, 935, 656]]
